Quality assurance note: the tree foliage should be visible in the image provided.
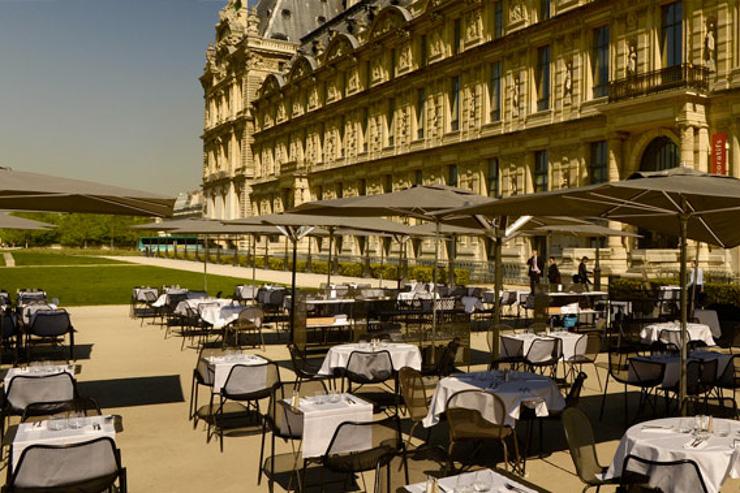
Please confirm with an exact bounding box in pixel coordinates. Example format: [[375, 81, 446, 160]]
[[0, 212, 149, 248]]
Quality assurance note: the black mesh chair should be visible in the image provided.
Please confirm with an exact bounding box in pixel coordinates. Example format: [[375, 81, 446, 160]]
[[598, 345, 640, 424], [189, 350, 216, 427], [564, 333, 602, 389], [345, 350, 397, 412], [211, 361, 281, 454], [21, 396, 101, 422], [287, 344, 324, 384], [323, 416, 408, 493], [524, 338, 562, 378], [25, 309, 75, 362], [422, 338, 461, 377], [225, 307, 264, 350], [491, 332, 526, 371], [5, 436, 127, 493], [261, 379, 328, 492], [0, 311, 21, 364], [627, 358, 665, 420], [445, 389, 520, 473], [716, 354, 739, 416], [620, 454, 707, 493], [663, 358, 717, 415]]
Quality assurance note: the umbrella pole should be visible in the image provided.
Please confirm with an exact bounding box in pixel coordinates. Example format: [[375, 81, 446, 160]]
[[290, 234, 298, 344], [327, 228, 334, 287], [690, 241, 701, 317], [251, 234, 257, 282], [264, 236, 269, 270], [594, 244, 602, 291], [448, 234, 456, 287], [203, 234, 208, 293], [492, 225, 504, 359], [379, 240, 384, 288], [678, 214, 689, 416]]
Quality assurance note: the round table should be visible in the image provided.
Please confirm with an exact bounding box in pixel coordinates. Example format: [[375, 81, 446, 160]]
[[605, 417, 740, 493]]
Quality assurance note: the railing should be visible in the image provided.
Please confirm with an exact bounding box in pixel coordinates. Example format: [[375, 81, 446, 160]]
[[608, 64, 710, 102]]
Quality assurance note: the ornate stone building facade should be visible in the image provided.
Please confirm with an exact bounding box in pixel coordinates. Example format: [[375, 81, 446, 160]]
[[212, 0, 740, 275]]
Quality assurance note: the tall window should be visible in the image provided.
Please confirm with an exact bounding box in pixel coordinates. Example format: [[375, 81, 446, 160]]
[[387, 98, 396, 146], [487, 158, 500, 198], [662, 2, 682, 67], [539, 0, 551, 21], [453, 18, 462, 55], [383, 174, 393, 193], [493, 1, 503, 39], [592, 26, 610, 98], [358, 178, 367, 196], [489, 62, 502, 122], [365, 60, 372, 89], [589, 141, 608, 184], [336, 182, 344, 199], [338, 116, 345, 157], [317, 185, 323, 201], [534, 150, 549, 192], [420, 35, 428, 67], [415, 169, 423, 186], [536, 46, 551, 111], [389, 48, 397, 80], [448, 165, 459, 187], [416, 88, 426, 140], [450, 76, 461, 131], [362, 108, 369, 152]]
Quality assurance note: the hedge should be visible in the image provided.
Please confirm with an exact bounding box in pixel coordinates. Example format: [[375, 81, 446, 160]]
[[609, 277, 740, 307]]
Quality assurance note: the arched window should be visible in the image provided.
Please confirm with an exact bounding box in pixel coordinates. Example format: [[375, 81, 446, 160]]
[[637, 136, 680, 248]]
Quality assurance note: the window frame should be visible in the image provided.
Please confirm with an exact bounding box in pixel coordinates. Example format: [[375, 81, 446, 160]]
[[589, 141, 609, 184], [416, 88, 426, 140], [487, 158, 500, 198], [536, 45, 551, 112], [534, 150, 549, 192], [661, 2, 683, 68], [489, 62, 502, 122], [450, 76, 461, 132], [592, 26, 610, 98]]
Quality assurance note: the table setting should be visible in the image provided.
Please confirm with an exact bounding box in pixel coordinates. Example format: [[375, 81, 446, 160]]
[[500, 331, 581, 360], [318, 341, 422, 376], [403, 468, 539, 493], [277, 392, 373, 458], [605, 416, 740, 493], [423, 370, 565, 428], [11, 414, 117, 469], [640, 321, 716, 347], [174, 297, 243, 329]]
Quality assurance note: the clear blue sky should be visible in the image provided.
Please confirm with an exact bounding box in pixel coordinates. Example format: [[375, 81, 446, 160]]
[[0, 0, 238, 195]]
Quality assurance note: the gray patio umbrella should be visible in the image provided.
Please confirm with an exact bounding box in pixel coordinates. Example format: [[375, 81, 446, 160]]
[[0, 166, 174, 217], [229, 213, 424, 341], [0, 213, 55, 231], [438, 166, 740, 412], [523, 223, 641, 290]]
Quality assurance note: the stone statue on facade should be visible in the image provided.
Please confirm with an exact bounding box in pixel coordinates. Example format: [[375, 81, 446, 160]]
[[511, 75, 520, 118], [705, 20, 716, 71], [627, 43, 638, 77], [563, 60, 573, 102]]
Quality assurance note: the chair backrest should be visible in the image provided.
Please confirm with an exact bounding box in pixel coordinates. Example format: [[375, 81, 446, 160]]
[[345, 351, 394, 384], [288, 344, 315, 379], [489, 325, 514, 354], [398, 367, 429, 421], [195, 355, 215, 386], [499, 334, 523, 358], [565, 372, 588, 407], [1, 312, 18, 338], [608, 346, 638, 384], [530, 322, 549, 335], [435, 338, 460, 377], [324, 416, 403, 474], [446, 389, 508, 435], [584, 333, 602, 360], [685, 358, 718, 395], [694, 309, 721, 338], [718, 354, 739, 388], [525, 338, 561, 364], [10, 437, 121, 491], [628, 358, 665, 386], [22, 396, 102, 421], [6, 372, 76, 412], [621, 454, 708, 493], [197, 301, 220, 316], [18, 291, 47, 305], [658, 329, 681, 350], [562, 407, 603, 487], [238, 306, 263, 327], [29, 310, 72, 337], [222, 361, 280, 399]]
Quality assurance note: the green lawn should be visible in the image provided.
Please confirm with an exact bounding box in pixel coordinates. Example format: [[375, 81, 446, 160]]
[[0, 264, 264, 306], [10, 250, 125, 266]]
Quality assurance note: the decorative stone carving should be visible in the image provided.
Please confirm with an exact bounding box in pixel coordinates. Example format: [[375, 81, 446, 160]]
[[429, 30, 444, 58], [705, 19, 716, 71], [348, 69, 359, 92], [626, 11, 638, 31], [371, 58, 382, 82], [399, 44, 411, 71], [308, 88, 318, 108], [510, 1, 528, 24], [627, 41, 638, 77], [465, 9, 482, 42], [511, 74, 520, 118], [400, 107, 409, 142]]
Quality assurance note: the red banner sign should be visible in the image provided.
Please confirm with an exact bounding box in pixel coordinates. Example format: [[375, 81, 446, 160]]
[[711, 132, 728, 175]]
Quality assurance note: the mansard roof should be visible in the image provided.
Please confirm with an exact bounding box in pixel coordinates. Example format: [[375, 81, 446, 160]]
[[256, 0, 344, 42]]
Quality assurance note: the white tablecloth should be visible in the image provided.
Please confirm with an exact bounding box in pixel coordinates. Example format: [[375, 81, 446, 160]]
[[151, 289, 190, 308], [640, 321, 716, 347], [460, 296, 483, 313], [630, 351, 734, 387], [605, 417, 740, 493], [318, 342, 422, 376], [500, 331, 584, 360], [205, 354, 268, 392], [278, 394, 373, 458], [423, 370, 565, 428], [174, 298, 243, 329], [403, 468, 538, 493], [12, 415, 116, 470], [4, 365, 75, 391]]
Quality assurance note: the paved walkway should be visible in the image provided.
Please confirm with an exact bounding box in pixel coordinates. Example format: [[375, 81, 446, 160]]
[[104, 255, 399, 289], [2, 252, 14, 267]]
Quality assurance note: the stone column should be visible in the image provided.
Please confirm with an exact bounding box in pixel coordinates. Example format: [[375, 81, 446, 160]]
[[680, 124, 695, 167], [607, 134, 629, 273], [696, 125, 710, 173]]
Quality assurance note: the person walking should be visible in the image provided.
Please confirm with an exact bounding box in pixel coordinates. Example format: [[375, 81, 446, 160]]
[[527, 249, 544, 294], [547, 256, 562, 287], [578, 256, 592, 289], [689, 259, 704, 308]]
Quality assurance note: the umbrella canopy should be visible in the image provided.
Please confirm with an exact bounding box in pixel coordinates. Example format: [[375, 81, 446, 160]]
[[229, 213, 422, 237], [0, 213, 55, 231], [411, 222, 487, 237], [437, 166, 740, 413], [443, 167, 740, 248], [0, 167, 174, 217], [290, 184, 490, 220], [523, 223, 641, 239]]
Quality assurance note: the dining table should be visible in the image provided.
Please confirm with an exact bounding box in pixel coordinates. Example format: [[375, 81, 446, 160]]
[[318, 341, 422, 376], [499, 331, 583, 360], [629, 350, 734, 387], [11, 415, 117, 470], [423, 370, 565, 428], [640, 321, 716, 347], [204, 353, 268, 393], [604, 417, 740, 493], [402, 468, 542, 493], [174, 297, 244, 330]]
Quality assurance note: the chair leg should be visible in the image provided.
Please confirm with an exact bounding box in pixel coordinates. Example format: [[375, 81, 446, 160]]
[[591, 362, 603, 392], [189, 374, 197, 421], [598, 373, 611, 420], [257, 413, 267, 485]]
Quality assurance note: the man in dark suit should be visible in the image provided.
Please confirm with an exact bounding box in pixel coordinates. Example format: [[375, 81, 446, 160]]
[[547, 256, 562, 286], [527, 249, 544, 293], [578, 256, 592, 289]]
